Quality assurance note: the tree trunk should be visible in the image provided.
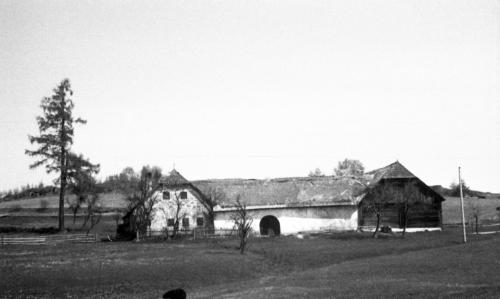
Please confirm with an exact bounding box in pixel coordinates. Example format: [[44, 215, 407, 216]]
[[208, 213, 215, 234], [239, 232, 246, 254], [402, 206, 409, 238], [372, 213, 381, 238], [58, 96, 67, 232], [173, 221, 179, 238], [475, 216, 479, 235], [58, 163, 66, 231]]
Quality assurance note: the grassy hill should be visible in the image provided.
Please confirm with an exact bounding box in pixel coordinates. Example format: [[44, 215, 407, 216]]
[[2, 193, 499, 226], [0, 192, 128, 213], [442, 196, 500, 224], [0, 193, 128, 234]]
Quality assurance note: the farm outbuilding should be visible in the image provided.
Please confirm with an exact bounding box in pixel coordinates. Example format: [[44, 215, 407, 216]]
[[144, 161, 445, 235], [194, 176, 366, 235], [359, 161, 445, 230]]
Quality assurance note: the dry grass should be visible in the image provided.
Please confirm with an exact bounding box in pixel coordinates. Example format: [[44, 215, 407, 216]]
[[0, 192, 128, 211], [442, 197, 500, 224], [0, 215, 120, 235], [1, 229, 499, 298]]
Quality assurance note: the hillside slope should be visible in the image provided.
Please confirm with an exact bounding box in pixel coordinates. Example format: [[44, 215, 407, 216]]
[[0, 192, 127, 211]]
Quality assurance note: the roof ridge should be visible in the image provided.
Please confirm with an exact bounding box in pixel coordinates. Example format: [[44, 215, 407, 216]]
[[192, 175, 365, 183], [160, 169, 191, 187]]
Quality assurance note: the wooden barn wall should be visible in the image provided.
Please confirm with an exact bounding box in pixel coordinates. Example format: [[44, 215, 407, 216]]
[[360, 203, 441, 228], [359, 179, 443, 228]]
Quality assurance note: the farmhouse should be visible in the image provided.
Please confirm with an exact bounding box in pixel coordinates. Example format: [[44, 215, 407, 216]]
[[148, 169, 207, 232], [148, 161, 445, 235]]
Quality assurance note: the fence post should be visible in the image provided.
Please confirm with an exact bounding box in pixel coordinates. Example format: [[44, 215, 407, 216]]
[[95, 233, 98, 243], [1, 235, 3, 247], [193, 229, 196, 240]]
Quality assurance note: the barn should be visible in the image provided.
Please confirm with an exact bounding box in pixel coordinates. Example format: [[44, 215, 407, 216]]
[[146, 161, 445, 235], [194, 176, 366, 235], [359, 161, 445, 230]]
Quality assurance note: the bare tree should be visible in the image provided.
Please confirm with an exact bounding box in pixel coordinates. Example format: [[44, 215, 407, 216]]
[[467, 199, 481, 235], [393, 181, 428, 237], [65, 196, 83, 224], [168, 191, 187, 238], [67, 158, 102, 235], [334, 159, 365, 177], [66, 153, 100, 225], [231, 196, 253, 254], [81, 194, 102, 235], [198, 186, 225, 232], [124, 166, 162, 237], [363, 183, 393, 238]]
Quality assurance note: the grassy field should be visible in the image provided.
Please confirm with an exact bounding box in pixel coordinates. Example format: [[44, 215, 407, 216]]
[[0, 192, 127, 235], [1, 229, 499, 298], [442, 197, 500, 224], [0, 214, 119, 235], [0, 192, 127, 211]]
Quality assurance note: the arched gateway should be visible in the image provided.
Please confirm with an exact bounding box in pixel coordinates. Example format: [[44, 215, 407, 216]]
[[259, 215, 281, 236]]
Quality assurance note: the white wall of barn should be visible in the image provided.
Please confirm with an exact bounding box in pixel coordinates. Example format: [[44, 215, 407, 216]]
[[214, 206, 359, 235], [149, 188, 207, 231]]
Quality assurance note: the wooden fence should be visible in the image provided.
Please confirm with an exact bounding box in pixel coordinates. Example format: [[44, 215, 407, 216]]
[[0, 234, 98, 246], [141, 228, 238, 241]]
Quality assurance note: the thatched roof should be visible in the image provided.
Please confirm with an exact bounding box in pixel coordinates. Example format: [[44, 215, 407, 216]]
[[192, 176, 367, 207], [364, 161, 445, 202], [158, 161, 444, 208], [159, 169, 191, 188], [364, 161, 416, 185]]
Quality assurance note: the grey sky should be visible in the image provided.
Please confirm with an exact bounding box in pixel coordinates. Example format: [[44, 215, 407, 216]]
[[1, 0, 499, 192]]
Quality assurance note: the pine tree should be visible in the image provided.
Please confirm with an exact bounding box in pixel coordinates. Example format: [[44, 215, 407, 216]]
[[25, 79, 87, 231]]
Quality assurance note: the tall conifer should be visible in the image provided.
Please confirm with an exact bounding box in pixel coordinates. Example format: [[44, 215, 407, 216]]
[[26, 79, 87, 231]]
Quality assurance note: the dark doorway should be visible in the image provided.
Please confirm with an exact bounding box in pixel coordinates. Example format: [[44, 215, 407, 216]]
[[259, 215, 280, 236]]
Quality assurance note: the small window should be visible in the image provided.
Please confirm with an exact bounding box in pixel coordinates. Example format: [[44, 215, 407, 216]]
[[196, 217, 204, 227], [182, 218, 190, 228], [163, 191, 170, 200], [180, 191, 187, 199], [167, 218, 175, 226]]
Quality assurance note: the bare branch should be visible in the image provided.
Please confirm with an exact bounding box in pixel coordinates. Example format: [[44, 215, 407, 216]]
[[231, 195, 253, 254]]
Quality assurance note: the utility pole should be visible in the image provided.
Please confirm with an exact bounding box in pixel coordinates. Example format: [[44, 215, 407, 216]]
[[459, 167, 467, 243]]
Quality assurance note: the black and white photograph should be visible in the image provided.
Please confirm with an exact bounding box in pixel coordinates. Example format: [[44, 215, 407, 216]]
[[1, 0, 499, 298]]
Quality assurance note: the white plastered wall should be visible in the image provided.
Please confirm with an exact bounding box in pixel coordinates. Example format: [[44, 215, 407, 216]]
[[214, 206, 359, 235], [149, 188, 207, 231]]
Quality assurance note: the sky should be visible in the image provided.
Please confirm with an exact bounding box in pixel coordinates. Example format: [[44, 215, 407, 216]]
[[0, 0, 499, 193]]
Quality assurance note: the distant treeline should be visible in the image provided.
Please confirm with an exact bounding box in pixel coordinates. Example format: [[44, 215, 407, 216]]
[[0, 183, 59, 201]]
